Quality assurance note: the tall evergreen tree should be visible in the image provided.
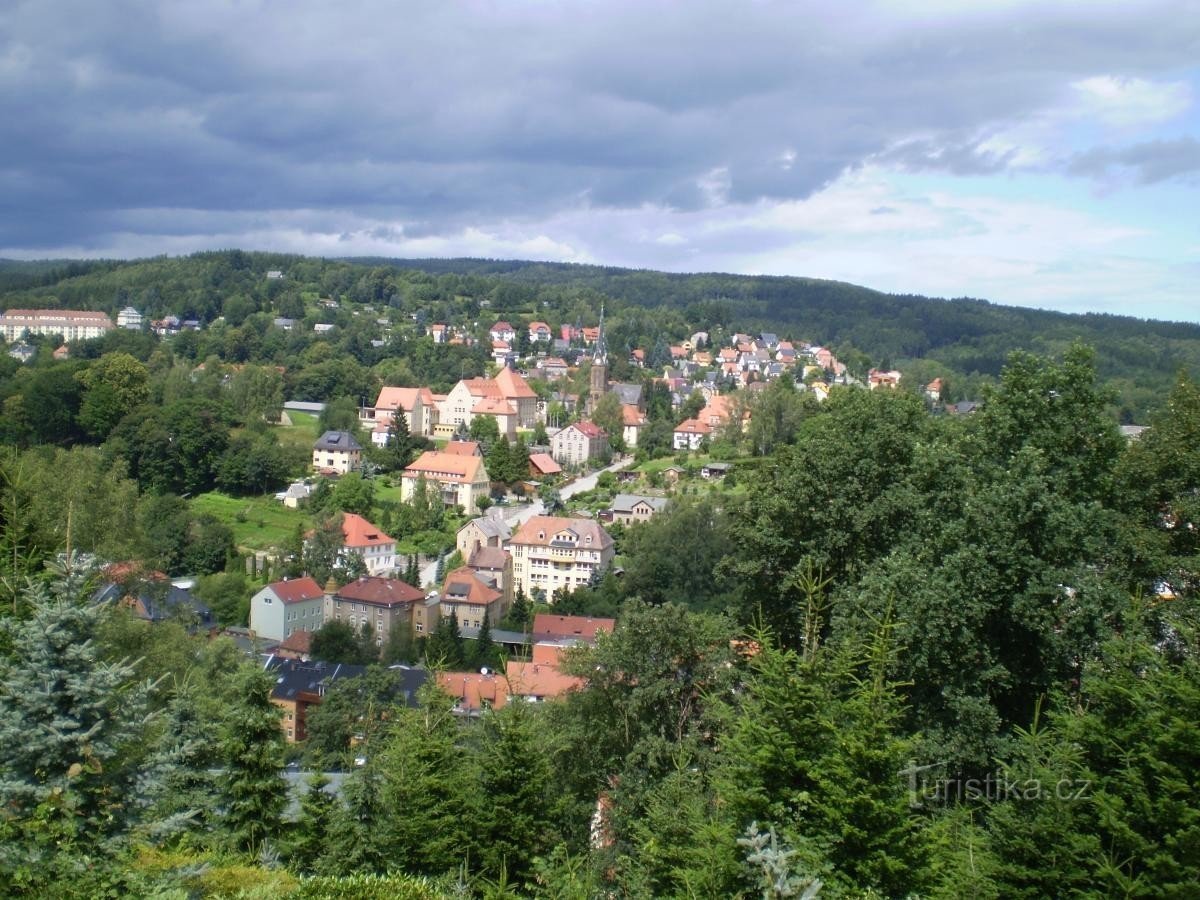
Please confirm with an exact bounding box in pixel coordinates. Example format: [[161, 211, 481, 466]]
[[0, 578, 159, 891], [217, 666, 286, 854]]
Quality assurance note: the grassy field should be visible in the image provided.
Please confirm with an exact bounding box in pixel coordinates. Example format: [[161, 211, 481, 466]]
[[276, 410, 321, 456], [191, 492, 311, 552]]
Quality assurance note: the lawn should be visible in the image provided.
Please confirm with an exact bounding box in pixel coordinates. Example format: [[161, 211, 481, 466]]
[[191, 492, 311, 552], [276, 410, 321, 456]]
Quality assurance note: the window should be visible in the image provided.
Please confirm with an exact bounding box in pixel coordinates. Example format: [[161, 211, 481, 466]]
[[416, 622, 423, 633]]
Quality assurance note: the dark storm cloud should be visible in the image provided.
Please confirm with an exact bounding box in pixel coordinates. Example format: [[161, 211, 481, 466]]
[[0, 0, 1197, 251], [1068, 137, 1200, 183]]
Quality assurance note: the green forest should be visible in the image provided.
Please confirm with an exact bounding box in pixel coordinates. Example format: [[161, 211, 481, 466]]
[[1, 252, 1198, 897]]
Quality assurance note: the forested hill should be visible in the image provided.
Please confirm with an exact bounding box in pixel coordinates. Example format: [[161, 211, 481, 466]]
[[3, 251, 1199, 416], [360, 256, 1200, 384]]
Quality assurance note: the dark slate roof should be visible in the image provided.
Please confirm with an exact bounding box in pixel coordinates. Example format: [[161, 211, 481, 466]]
[[263, 657, 428, 707], [610, 383, 643, 406], [314, 430, 363, 452], [93, 581, 214, 628]]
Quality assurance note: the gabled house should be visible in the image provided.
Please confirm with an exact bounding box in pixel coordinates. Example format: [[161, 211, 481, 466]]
[[550, 421, 609, 467], [603, 494, 669, 526], [312, 431, 362, 475], [457, 512, 513, 559], [621, 404, 647, 448], [402, 450, 490, 514], [325, 576, 439, 646], [507, 515, 615, 598], [266, 657, 366, 742], [250, 576, 325, 642], [340, 513, 397, 575], [93, 565, 214, 630], [467, 545, 513, 608], [532, 613, 615, 646], [493, 366, 539, 427], [489, 321, 517, 343], [363, 386, 437, 441], [673, 418, 712, 450], [439, 566, 507, 630], [528, 321, 552, 342]]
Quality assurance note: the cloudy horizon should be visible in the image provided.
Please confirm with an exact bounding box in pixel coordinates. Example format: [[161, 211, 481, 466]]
[[2, 1, 1198, 321]]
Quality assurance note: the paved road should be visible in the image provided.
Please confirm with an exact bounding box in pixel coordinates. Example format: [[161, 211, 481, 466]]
[[417, 455, 635, 589]]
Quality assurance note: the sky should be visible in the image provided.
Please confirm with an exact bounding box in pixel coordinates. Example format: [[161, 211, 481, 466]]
[[2, 0, 1198, 321]]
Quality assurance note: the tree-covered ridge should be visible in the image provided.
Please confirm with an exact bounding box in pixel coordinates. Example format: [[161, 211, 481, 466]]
[[2, 249, 1199, 417]]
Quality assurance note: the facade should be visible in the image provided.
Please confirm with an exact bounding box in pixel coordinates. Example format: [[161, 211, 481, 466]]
[[508, 515, 615, 598], [362, 386, 436, 442], [267, 658, 366, 742], [605, 494, 668, 526], [673, 418, 712, 450], [493, 366, 539, 426], [401, 450, 490, 514], [550, 421, 609, 467], [621, 404, 646, 448], [467, 545, 513, 609], [340, 513, 397, 575], [0, 308, 114, 342], [116, 306, 143, 329], [250, 576, 325, 642], [312, 430, 363, 474], [439, 566, 506, 630], [325, 576, 439, 646], [456, 513, 513, 559]]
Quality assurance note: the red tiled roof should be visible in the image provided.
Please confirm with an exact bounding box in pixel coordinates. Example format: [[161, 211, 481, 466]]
[[342, 513, 394, 548], [336, 576, 424, 606], [444, 440, 481, 456], [511, 516, 612, 551], [494, 366, 538, 399], [529, 452, 562, 475], [674, 418, 712, 435], [404, 450, 486, 483], [441, 566, 502, 606], [532, 614, 615, 643], [267, 576, 324, 604], [570, 420, 607, 438], [277, 630, 314, 655]]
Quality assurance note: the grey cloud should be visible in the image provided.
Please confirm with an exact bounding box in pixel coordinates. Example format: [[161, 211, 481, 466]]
[[1, 0, 1198, 250], [1068, 137, 1200, 183]]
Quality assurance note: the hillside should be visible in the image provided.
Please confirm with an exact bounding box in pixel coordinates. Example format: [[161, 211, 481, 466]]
[[3, 251, 1198, 418]]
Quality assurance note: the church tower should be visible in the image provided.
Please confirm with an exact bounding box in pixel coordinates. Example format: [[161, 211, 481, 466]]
[[588, 303, 608, 414]]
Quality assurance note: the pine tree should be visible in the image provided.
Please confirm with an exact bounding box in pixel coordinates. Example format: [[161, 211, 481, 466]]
[[217, 666, 287, 854], [434, 549, 447, 583], [472, 609, 498, 671], [141, 682, 222, 845], [0, 578, 159, 889], [287, 774, 336, 875], [426, 611, 465, 669]]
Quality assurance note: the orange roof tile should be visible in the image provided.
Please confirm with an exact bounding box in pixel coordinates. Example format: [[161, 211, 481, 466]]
[[341, 513, 394, 548], [494, 366, 538, 399], [404, 450, 485, 483]]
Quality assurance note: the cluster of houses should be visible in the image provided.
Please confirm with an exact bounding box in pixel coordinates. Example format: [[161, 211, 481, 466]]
[[262, 611, 615, 740]]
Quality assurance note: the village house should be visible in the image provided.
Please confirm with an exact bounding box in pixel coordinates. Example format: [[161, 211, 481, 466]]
[[250, 576, 325, 643], [401, 449, 491, 514], [868, 368, 902, 390], [621, 405, 647, 448], [311, 430, 362, 475], [508, 515, 615, 598], [439, 641, 589, 717], [267, 657, 366, 742], [673, 417, 712, 450], [528, 321, 552, 342], [550, 420, 609, 467], [339, 513, 397, 575], [116, 306, 143, 329], [532, 613, 615, 646], [489, 321, 517, 343], [467, 545, 513, 608], [325, 575, 439, 646], [457, 512, 513, 558], [362, 386, 437, 443], [438, 566, 507, 630], [602, 494, 669, 526]]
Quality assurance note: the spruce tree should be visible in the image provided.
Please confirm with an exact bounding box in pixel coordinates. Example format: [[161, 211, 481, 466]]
[[472, 609, 498, 671], [0, 578, 158, 889], [287, 775, 336, 875], [217, 665, 287, 854]]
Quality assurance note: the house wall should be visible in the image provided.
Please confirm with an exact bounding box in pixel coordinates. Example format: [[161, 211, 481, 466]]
[[249, 588, 287, 641], [311, 447, 360, 474]]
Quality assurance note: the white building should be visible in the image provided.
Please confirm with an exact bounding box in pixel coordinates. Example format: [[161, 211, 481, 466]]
[[116, 307, 144, 330], [508, 515, 615, 598], [0, 309, 114, 342], [249, 576, 325, 642]]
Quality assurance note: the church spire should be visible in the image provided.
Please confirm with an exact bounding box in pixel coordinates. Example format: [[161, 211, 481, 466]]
[[594, 302, 608, 363]]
